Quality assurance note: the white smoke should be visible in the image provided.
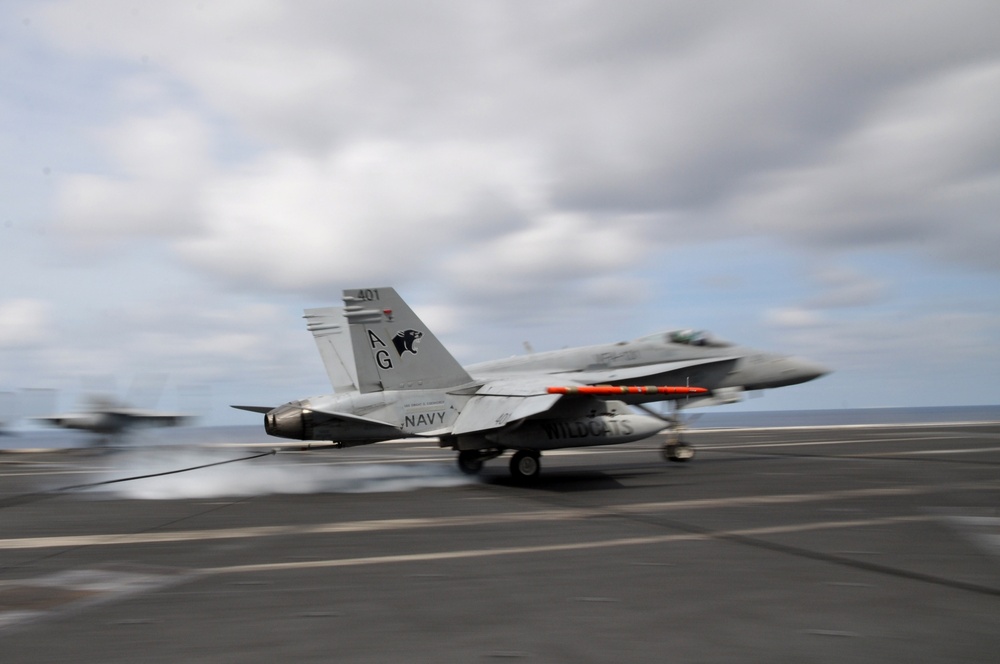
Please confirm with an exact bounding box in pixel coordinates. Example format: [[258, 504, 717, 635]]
[[85, 449, 473, 499]]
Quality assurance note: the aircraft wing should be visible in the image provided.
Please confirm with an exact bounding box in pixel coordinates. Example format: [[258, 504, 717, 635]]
[[103, 409, 192, 427], [449, 379, 562, 436], [108, 407, 189, 419], [552, 356, 741, 384], [447, 376, 708, 437]]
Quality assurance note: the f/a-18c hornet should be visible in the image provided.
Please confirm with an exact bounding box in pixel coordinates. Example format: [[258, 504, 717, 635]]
[[39, 395, 192, 442], [234, 288, 828, 480]]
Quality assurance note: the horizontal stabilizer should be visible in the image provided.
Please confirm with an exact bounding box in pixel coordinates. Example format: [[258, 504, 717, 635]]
[[231, 405, 274, 414]]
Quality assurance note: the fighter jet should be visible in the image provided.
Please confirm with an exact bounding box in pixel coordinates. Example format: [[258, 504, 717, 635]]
[[235, 287, 828, 480], [39, 391, 192, 442]]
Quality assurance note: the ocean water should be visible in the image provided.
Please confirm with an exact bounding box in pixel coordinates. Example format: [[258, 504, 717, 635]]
[[690, 405, 1000, 429], [2, 405, 998, 450]]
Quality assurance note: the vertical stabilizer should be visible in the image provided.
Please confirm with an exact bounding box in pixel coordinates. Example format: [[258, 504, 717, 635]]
[[343, 288, 473, 393], [304, 306, 358, 393]]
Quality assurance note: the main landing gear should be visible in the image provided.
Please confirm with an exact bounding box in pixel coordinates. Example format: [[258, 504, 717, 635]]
[[457, 449, 503, 475], [455, 448, 541, 481], [457, 450, 484, 475], [509, 450, 541, 481]]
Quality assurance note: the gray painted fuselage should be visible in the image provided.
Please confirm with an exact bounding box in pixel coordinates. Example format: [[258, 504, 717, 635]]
[[467, 330, 829, 399]]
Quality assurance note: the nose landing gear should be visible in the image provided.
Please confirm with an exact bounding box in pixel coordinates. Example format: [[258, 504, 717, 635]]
[[662, 441, 695, 462], [636, 402, 697, 464]]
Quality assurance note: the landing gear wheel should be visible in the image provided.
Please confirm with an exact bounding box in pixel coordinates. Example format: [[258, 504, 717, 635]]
[[509, 450, 541, 481], [663, 442, 695, 463], [457, 450, 484, 475]]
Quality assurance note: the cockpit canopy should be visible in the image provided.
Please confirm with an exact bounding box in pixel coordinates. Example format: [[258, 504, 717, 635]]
[[636, 329, 731, 348], [670, 329, 710, 346]]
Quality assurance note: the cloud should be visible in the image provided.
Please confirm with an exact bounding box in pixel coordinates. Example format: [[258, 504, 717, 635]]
[[0, 299, 51, 347], [36, 1, 1000, 285], [776, 308, 1000, 374], [54, 109, 212, 243], [176, 139, 545, 291], [10, 1, 998, 417], [802, 266, 890, 309], [726, 62, 1000, 268], [764, 307, 826, 329]]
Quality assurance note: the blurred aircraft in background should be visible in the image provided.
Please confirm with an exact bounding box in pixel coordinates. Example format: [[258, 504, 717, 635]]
[[38, 377, 194, 443], [39, 396, 192, 440], [235, 287, 828, 480]]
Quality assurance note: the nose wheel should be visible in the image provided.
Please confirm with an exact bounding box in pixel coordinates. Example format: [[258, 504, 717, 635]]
[[636, 402, 698, 464], [662, 442, 695, 462]]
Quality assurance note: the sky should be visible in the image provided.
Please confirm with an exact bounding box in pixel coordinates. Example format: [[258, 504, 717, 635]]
[[2, 1, 999, 425]]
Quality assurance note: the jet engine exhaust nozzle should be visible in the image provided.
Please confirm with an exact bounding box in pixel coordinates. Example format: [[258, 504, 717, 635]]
[[265, 402, 309, 440]]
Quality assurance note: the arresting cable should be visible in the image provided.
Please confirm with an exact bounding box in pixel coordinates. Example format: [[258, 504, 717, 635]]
[[0, 449, 278, 509]]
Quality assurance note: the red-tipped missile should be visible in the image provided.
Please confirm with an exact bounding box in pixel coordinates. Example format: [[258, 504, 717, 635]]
[[546, 385, 708, 395]]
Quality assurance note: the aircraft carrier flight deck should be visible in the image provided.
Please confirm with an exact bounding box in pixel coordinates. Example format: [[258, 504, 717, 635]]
[[1, 421, 999, 662]]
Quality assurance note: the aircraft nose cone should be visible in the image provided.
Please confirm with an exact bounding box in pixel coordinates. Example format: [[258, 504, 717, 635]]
[[787, 357, 831, 383]]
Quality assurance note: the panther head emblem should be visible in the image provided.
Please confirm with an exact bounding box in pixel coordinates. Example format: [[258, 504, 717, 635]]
[[392, 329, 423, 356]]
